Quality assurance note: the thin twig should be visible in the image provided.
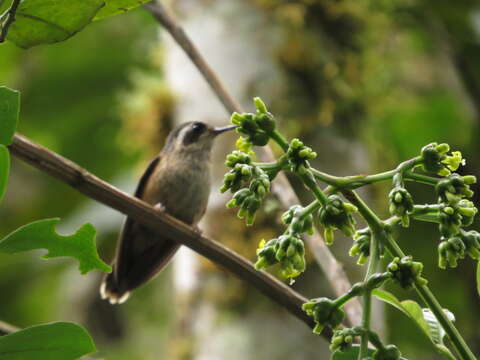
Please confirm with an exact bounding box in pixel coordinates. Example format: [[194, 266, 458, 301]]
[[0, 0, 21, 43], [143, 0, 362, 326], [8, 133, 334, 340]]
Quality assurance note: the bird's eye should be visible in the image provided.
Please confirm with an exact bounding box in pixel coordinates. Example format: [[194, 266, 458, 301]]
[[182, 122, 207, 145], [191, 122, 206, 133]]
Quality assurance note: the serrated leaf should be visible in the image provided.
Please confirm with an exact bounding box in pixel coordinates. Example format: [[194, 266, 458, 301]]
[[7, 0, 105, 48], [0, 86, 20, 145], [0, 218, 111, 274], [0, 322, 96, 360], [94, 0, 150, 20], [373, 289, 455, 360], [0, 145, 9, 204]]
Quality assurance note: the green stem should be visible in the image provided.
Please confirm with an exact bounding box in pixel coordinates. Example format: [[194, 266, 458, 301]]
[[344, 190, 476, 360], [269, 129, 289, 152], [358, 231, 380, 359], [404, 171, 439, 185], [300, 169, 328, 205]]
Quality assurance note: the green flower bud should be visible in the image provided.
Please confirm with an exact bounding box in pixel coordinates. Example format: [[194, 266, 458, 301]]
[[256, 113, 276, 132], [282, 205, 315, 236], [286, 138, 317, 172], [349, 229, 372, 265], [251, 132, 270, 146], [460, 230, 480, 260], [457, 199, 477, 226], [318, 195, 358, 244], [438, 204, 462, 237], [276, 235, 306, 278], [302, 297, 345, 333], [420, 143, 465, 176], [436, 173, 475, 204], [330, 328, 359, 352], [373, 345, 401, 360], [387, 256, 427, 290], [388, 187, 414, 227], [253, 97, 268, 114], [225, 150, 252, 168], [255, 238, 279, 269]]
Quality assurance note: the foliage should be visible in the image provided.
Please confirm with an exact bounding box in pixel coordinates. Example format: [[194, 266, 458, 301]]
[[0, 218, 111, 274], [222, 98, 478, 360], [1, 0, 150, 47], [0, 322, 96, 360]]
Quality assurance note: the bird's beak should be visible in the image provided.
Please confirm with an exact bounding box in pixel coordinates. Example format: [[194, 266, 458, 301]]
[[212, 125, 237, 136]]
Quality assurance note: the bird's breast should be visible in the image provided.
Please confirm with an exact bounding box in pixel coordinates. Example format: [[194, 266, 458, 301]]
[[142, 158, 211, 225]]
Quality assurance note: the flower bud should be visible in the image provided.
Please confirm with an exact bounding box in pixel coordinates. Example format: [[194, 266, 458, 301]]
[[373, 345, 401, 360], [388, 187, 414, 227], [420, 143, 465, 176], [286, 138, 317, 172], [387, 256, 427, 290], [302, 297, 345, 334], [349, 229, 372, 265], [318, 195, 358, 244]]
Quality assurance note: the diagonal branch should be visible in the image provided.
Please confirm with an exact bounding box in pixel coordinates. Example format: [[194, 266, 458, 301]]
[[144, 0, 362, 326], [8, 133, 334, 340], [0, 0, 21, 43]]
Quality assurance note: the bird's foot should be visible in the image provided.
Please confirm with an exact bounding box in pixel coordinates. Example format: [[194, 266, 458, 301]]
[[192, 225, 203, 236], [154, 202, 166, 212]]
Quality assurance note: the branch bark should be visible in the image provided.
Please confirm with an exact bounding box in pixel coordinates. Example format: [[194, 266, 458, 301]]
[[144, 0, 362, 326], [8, 133, 334, 339]]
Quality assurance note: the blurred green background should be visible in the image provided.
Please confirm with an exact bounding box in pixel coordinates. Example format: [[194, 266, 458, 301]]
[[1, 0, 480, 359]]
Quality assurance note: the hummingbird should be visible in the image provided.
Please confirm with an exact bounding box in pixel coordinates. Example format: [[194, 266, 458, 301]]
[[100, 121, 236, 304]]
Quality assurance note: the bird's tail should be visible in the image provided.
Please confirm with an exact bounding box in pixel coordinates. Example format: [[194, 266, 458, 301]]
[[100, 271, 130, 305]]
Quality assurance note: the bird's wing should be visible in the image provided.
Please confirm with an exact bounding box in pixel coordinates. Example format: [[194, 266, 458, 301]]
[[114, 156, 178, 290]]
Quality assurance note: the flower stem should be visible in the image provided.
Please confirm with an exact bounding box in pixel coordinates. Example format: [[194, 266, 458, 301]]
[[343, 190, 476, 360]]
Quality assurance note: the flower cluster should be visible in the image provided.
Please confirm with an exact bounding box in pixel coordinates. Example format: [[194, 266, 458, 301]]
[[281, 205, 314, 236], [302, 297, 345, 334], [222, 150, 270, 225], [434, 174, 479, 269], [254, 234, 306, 279], [420, 142, 464, 176], [330, 327, 359, 352], [230, 97, 275, 146], [438, 230, 480, 269], [387, 256, 427, 290], [318, 195, 358, 245], [286, 138, 317, 172]]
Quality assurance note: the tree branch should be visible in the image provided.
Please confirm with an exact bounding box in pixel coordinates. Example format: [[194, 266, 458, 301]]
[[8, 133, 335, 339], [0, 0, 21, 43], [144, 0, 362, 326], [0, 320, 19, 336]]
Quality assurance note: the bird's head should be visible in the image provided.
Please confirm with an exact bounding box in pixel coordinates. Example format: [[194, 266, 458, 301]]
[[163, 121, 236, 156]]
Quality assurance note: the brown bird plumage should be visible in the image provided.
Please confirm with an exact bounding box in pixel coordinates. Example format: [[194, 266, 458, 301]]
[[100, 121, 236, 304]]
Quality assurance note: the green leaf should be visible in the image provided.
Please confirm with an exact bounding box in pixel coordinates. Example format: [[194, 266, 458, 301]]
[[0, 218, 111, 274], [330, 345, 409, 360], [7, 0, 105, 48], [0, 145, 10, 203], [476, 261, 480, 297], [400, 300, 431, 336], [373, 289, 455, 360], [0, 86, 20, 145], [94, 0, 150, 20], [0, 322, 96, 360], [331, 346, 374, 360]]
